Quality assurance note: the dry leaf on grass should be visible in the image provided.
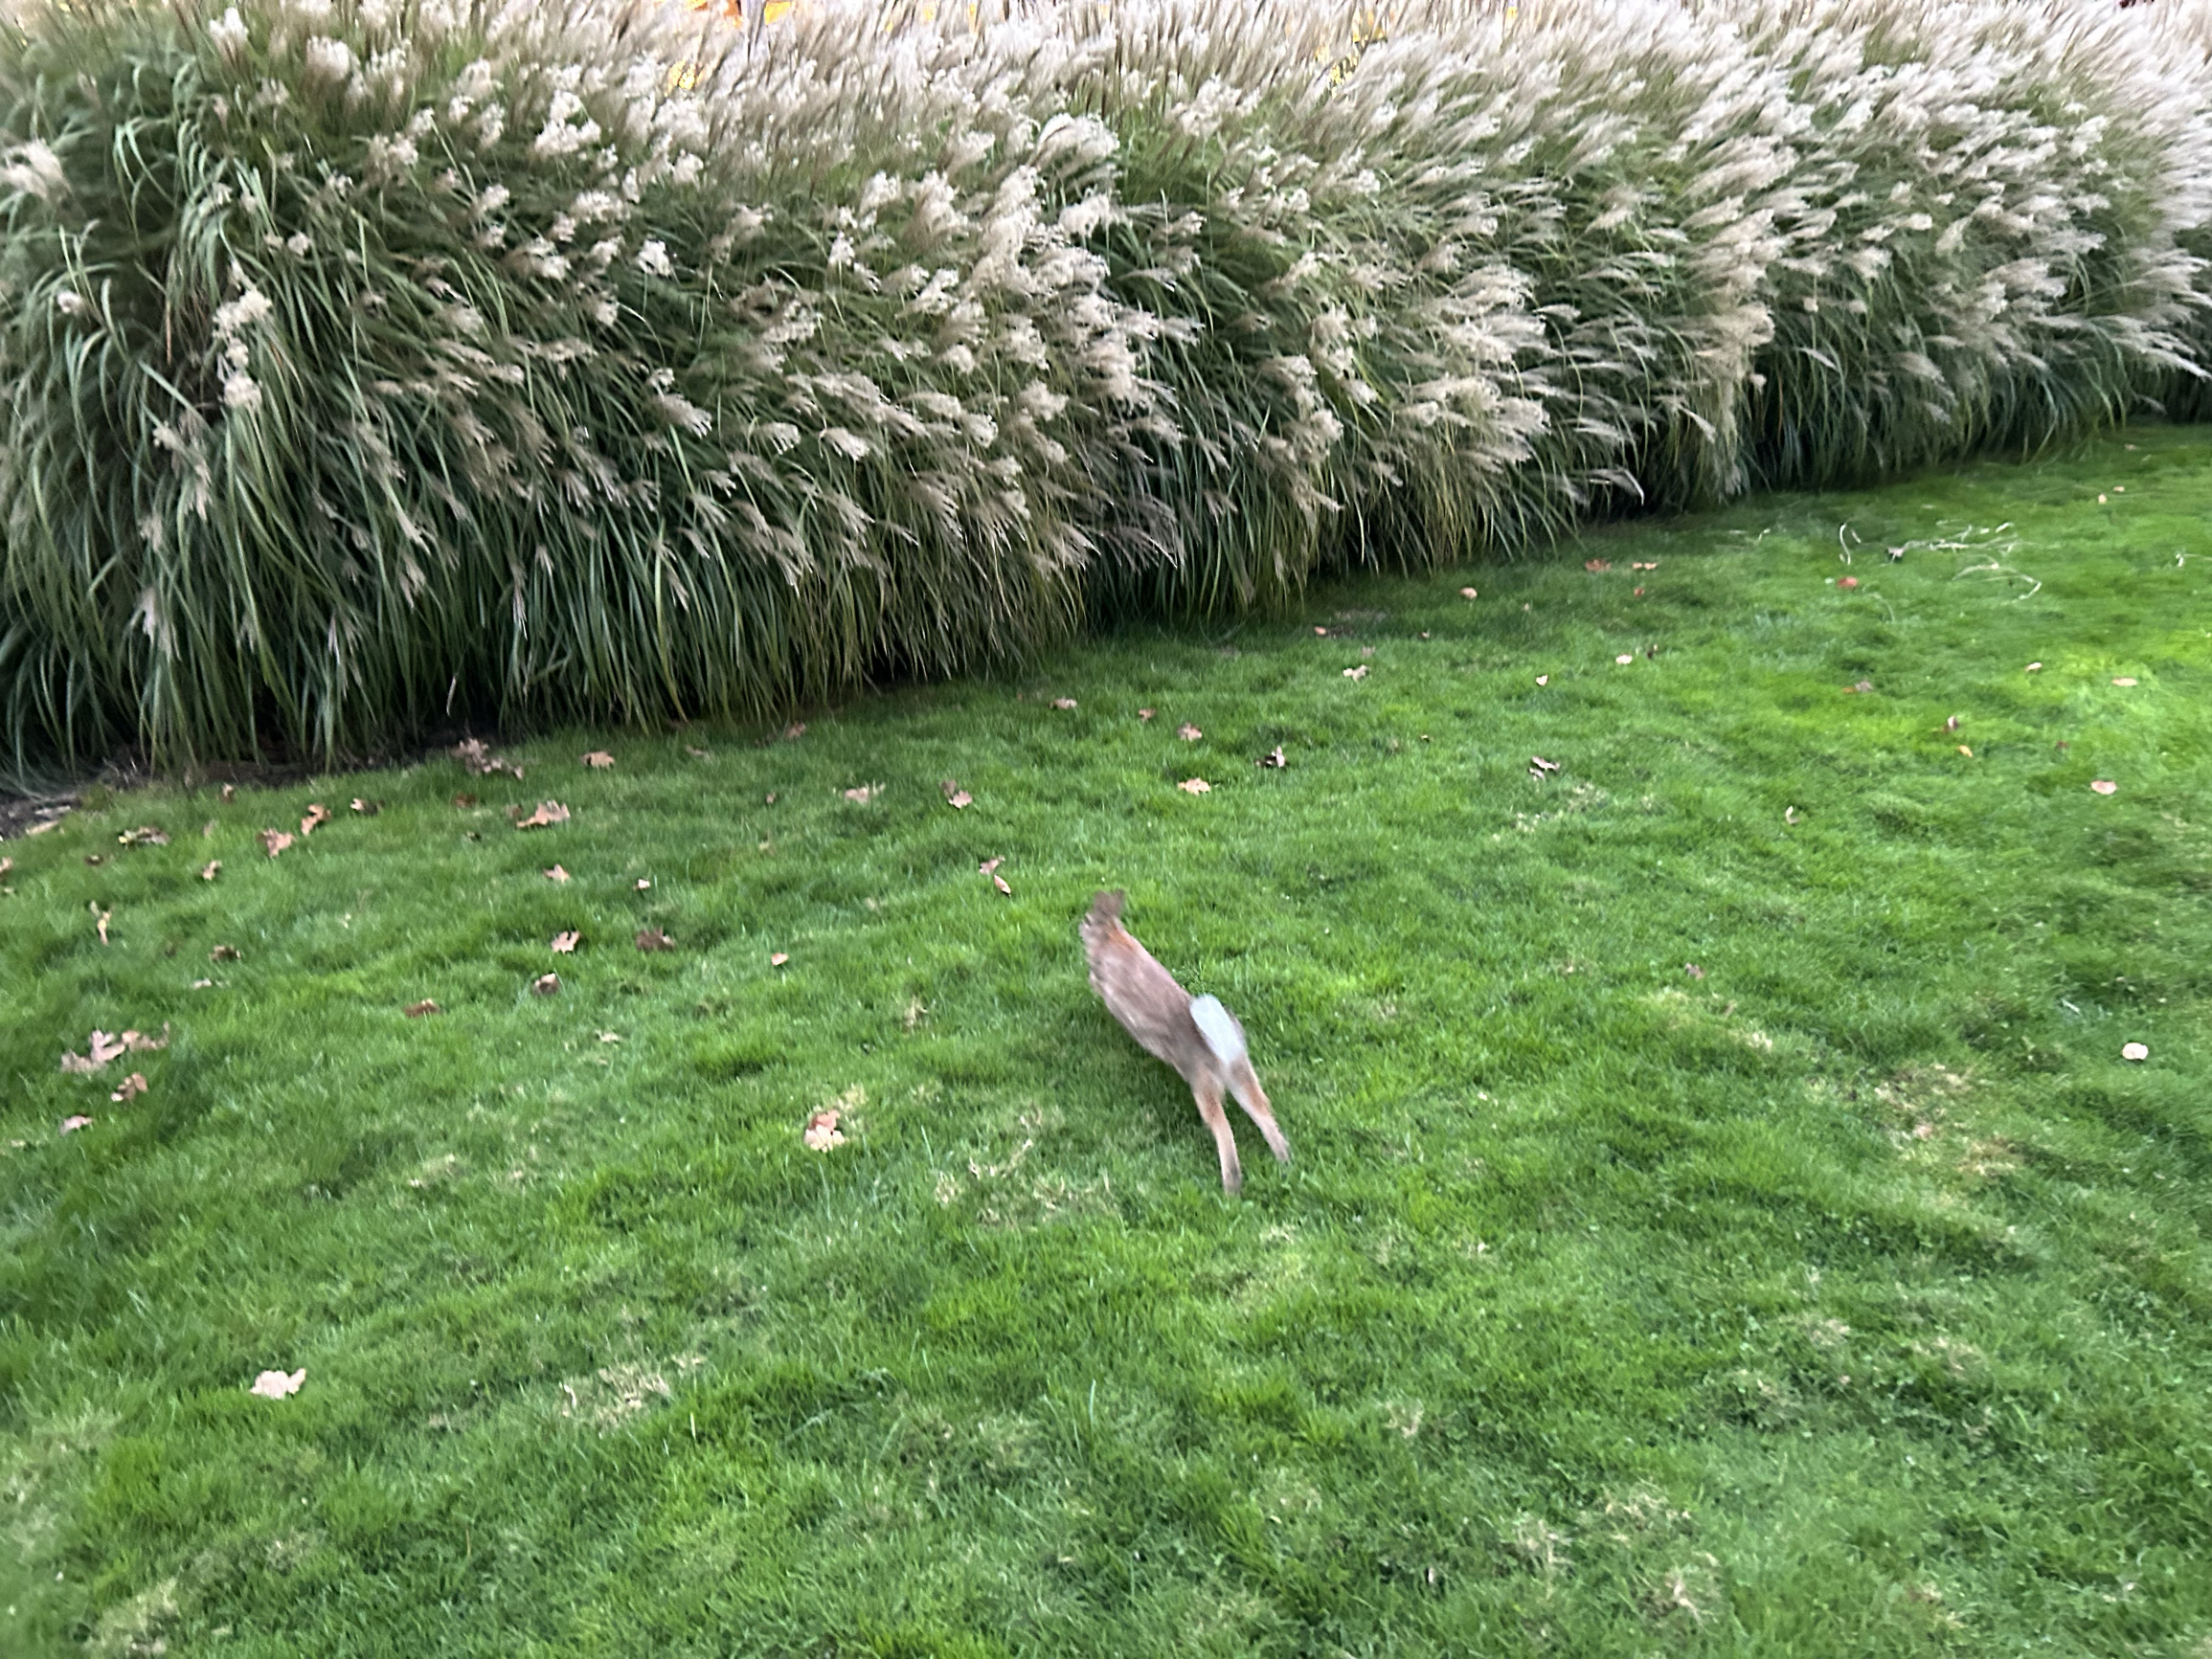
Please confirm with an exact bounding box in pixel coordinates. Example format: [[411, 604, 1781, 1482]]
[[784, 723, 806, 741], [1684, 963, 1705, 980], [1178, 724, 1203, 742], [1138, 708, 1156, 722], [843, 784, 881, 803], [59, 1115, 93, 1134], [2112, 677, 2138, 687], [598, 1031, 622, 1043], [1343, 665, 1368, 681], [1050, 697, 1078, 709], [1529, 755, 1561, 777], [300, 803, 331, 837], [993, 872, 1012, 894], [259, 829, 294, 859], [211, 944, 241, 962], [979, 857, 1004, 875], [686, 746, 710, 758], [454, 738, 523, 778], [552, 930, 580, 953], [802, 1110, 846, 1152], [1841, 681, 1873, 694], [770, 952, 789, 967], [117, 825, 169, 847], [350, 798, 379, 816], [514, 801, 570, 830], [545, 865, 571, 884], [1314, 626, 1329, 636], [452, 793, 478, 809], [941, 780, 972, 809], [94, 906, 111, 945], [1957, 746, 1974, 757], [2025, 661, 2043, 673], [2121, 1042, 2149, 1062], [220, 784, 237, 802], [635, 928, 674, 952], [1259, 746, 1287, 769], [1839, 576, 1860, 590], [582, 751, 616, 769], [1632, 561, 1659, 572], [1585, 559, 1612, 572], [636, 878, 652, 890], [1785, 806, 1802, 826], [1178, 777, 1211, 795], [2090, 779, 2118, 796], [1534, 675, 1548, 687], [1945, 715, 1961, 732], [110, 1072, 147, 1105], [60, 1031, 126, 1073], [531, 973, 561, 997], [403, 999, 440, 1018], [1459, 587, 1478, 598], [0, 856, 11, 878], [250, 1368, 305, 1400], [200, 860, 222, 882]]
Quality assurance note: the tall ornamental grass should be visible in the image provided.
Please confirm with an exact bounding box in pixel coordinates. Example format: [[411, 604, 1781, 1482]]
[[0, 0, 2206, 769]]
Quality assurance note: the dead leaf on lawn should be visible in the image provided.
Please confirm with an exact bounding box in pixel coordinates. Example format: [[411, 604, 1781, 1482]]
[[635, 928, 674, 952], [211, 944, 241, 962], [2090, 779, 2117, 796], [636, 878, 652, 891], [1529, 755, 1561, 777], [1178, 777, 1211, 795], [993, 872, 1012, 895], [454, 737, 523, 778], [552, 930, 580, 953], [2025, 661, 2043, 673], [192, 978, 214, 990], [350, 798, 380, 816], [1957, 745, 1973, 757], [124, 1027, 169, 1053], [770, 952, 789, 967], [941, 780, 972, 809], [686, 745, 711, 758], [979, 857, 1004, 876], [1841, 681, 1873, 694], [403, 999, 440, 1018], [1050, 697, 1078, 709], [59, 1115, 93, 1134], [598, 1031, 622, 1043], [2111, 677, 2138, 688], [83, 854, 104, 866], [1839, 576, 1859, 590], [802, 1109, 846, 1152], [1615, 654, 1634, 665], [220, 784, 237, 802], [514, 801, 571, 830], [1684, 963, 1705, 980], [200, 860, 222, 882], [1259, 746, 1287, 769], [1343, 665, 1368, 681], [94, 906, 111, 946], [117, 825, 169, 847], [545, 864, 571, 883], [784, 722, 806, 741], [1459, 588, 1478, 598], [1314, 626, 1329, 637], [1534, 674, 1548, 686], [249, 1368, 305, 1400], [1631, 561, 1659, 572], [531, 973, 561, 997], [2121, 1041, 2149, 1062], [259, 829, 294, 859], [1585, 559, 1612, 572], [299, 803, 331, 837], [843, 783, 881, 803], [452, 793, 478, 809], [1945, 715, 1960, 732], [1178, 724, 1203, 742], [110, 1072, 147, 1105], [1138, 708, 1156, 722], [0, 856, 11, 878], [1785, 806, 1801, 825], [582, 751, 616, 769]]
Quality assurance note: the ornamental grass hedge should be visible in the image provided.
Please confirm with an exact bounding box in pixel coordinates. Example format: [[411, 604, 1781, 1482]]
[[1, 0, 2207, 768]]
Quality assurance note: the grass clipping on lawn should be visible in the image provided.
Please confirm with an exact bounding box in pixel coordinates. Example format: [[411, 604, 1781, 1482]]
[[2, 429, 2209, 1652], [0, 0, 2209, 766]]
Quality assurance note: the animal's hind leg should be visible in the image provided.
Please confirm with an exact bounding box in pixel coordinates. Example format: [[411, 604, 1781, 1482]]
[[1194, 1077, 1243, 1196], [1229, 1059, 1291, 1165]]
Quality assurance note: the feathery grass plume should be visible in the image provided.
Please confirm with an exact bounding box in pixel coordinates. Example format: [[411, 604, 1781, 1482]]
[[0, 0, 1133, 766], [2133, 0, 2212, 421], [1722, 0, 2209, 488]]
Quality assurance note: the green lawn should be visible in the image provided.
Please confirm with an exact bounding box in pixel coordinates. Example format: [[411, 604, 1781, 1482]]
[[4, 427, 2209, 1657]]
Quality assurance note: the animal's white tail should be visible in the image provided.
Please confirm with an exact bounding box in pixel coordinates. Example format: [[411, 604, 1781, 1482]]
[[1188, 995, 1245, 1068]]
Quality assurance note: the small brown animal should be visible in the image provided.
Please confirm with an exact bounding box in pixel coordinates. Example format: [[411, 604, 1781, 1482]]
[[1080, 890, 1290, 1194]]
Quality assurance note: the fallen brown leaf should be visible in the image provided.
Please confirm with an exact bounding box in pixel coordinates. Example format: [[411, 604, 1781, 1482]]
[[545, 864, 571, 883], [1631, 561, 1659, 572], [531, 973, 561, 996], [300, 803, 331, 837], [1138, 708, 1156, 722], [635, 928, 674, 952], [979, 857, 1004, 876], [1945, 715, 1960, 732], [2025, 661, 2043, 673], [1177, 724, 1203, 742], [200, 860, 222, 882], [452, 793, 478, 808], [117, 825, 169, 847], [1051, 697, 1078, 710], [1534, 674, 1548, 686], [1258, 746, 1287, 769], [211, 944, 241, 962], [2111, 676, 2138, 687], [1459, 587, 1478, 598], [770, 952, 790, 967], [514, 801, 571, 830], [1956, 745, 1973, 757], [350, 797, 380, 816], [941, 780, 972, 809], [1529, 755, 1560, 775], [249, 1368, 305, 1400], [1343, 664, 1368, 681], [582, 751, 616, 769], [552, 930, 580, 953], [259, 829, 294, 858], [1178, 777, 1211, 795], [124, 1026, 169, 1053], [1841, 681, 1873, 694], [993, 872, 1012, 895], [83, 854, 104, 866], [454, 737, 523, 778], [94, 906, 111, 946], [843, 783, 881, 803], [220, 784, 237, 802], [0, 856, 11, 878], [802, 1110, 846, 1152], [1585, 559, 1612, 572], [2122, 1041, 2150, 1062], [1684, 963, 1705, 980], [784, 722, 806, 740], [2090, 779, 2117, 796], [110, 1072, 147, 1105], [1314, 626, 1329, 637], [1839, 576, 1859, 590], [636, 878, 652, 891], [59, 1115, 93, 1134], [403, 999, 441, 1018], [59, 1030, 128, 1073]]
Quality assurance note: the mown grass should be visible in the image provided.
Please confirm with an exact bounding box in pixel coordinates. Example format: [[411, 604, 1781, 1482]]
[[4, 428, 2210, 1656]]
